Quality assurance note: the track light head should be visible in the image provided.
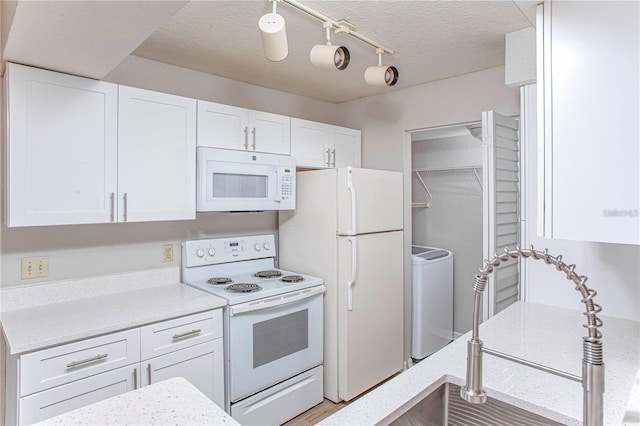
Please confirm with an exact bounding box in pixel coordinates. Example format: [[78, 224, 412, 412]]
[[364, 65, 399, 86], [259, 12, 288, 61], [310, 44, 350, 70]]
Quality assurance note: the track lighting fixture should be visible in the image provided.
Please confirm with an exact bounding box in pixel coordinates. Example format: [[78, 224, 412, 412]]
[[259, 1, 288, 61], [364, 48, 399, 86], [258, 0, 399, 86], [309, 22, 350, 70]]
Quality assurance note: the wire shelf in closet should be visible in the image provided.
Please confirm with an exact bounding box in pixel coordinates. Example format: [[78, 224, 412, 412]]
[[412, 164, 483, 208]]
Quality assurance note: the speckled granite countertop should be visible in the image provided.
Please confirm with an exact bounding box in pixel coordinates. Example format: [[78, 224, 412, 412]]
[[319, 302, 640, 426], [32, 377, 238, 425], [0, 268, 226, 354]]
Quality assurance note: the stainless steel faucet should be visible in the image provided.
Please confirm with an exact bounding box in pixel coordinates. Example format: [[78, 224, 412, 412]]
[[460, 247, 604, 426]]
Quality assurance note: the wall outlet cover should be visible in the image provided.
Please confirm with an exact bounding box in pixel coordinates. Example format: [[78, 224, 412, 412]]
[[162, 245, 174, 262], [21, 256, 49, 279]]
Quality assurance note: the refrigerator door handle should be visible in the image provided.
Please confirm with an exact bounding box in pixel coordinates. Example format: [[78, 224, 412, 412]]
[[347, 236, 357, 311], [347, 167, 357, 234]]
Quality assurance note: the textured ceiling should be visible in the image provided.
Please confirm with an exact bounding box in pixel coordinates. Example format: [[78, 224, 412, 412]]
[[132, 1, 535, 103], [1, 1, 535, 104]]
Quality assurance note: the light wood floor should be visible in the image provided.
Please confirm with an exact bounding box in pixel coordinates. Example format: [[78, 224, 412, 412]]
[[283, 399, 349, 426]]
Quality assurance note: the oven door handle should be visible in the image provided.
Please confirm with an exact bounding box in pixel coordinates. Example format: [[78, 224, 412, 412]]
[[229, 285, 325, 316]]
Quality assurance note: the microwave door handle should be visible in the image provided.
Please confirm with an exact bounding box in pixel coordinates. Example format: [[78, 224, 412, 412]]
[[274, 170, 282, 202], [347, 236, 357, 311]]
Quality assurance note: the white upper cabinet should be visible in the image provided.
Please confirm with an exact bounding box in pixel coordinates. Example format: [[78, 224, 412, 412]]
[[117, 86, 196, 222], [5, 64, 197, 227], [290, 118, 330, 168], [6, 63, 118, 227], [197, 100, 290, 155], [291, 118, 361, 169], [330, 125, 361, 168], [537, 1, 639, 245]]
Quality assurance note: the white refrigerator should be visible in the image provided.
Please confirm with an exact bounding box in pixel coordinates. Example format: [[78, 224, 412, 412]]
[[279, 167, 404, 403]]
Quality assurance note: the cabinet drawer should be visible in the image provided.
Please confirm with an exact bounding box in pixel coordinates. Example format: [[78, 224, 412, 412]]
[[19, 364, 137, 425], [19, 329, 140, 397], [140, 310, 222, 359]]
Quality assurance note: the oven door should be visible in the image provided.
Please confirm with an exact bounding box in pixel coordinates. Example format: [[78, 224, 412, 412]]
[[227, 286, 324, 403]]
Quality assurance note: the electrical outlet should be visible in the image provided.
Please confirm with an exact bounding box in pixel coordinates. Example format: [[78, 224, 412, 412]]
[[21, 256, 49, 279], [162, 245, 174, 262]]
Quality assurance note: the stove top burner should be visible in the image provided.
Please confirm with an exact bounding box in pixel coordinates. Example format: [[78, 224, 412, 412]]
[[253, 270, 282, 278], [207, 277, 233, 285], [281, 275, 304, 283], [225, 283, 262, 293]]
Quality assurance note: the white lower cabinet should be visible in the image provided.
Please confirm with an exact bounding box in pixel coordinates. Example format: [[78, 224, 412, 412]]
[[141, 340, 224, 407], [7, 310, 224, 425], [18, 365, 138, 425]]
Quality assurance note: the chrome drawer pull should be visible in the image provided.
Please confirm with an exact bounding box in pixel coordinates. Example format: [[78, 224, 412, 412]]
[[172, 329, 202, 340], [66, 353, 108, 369]]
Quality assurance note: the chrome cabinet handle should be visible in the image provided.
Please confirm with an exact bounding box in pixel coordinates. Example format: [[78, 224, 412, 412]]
[[244, 126, 249, 150], [326, 148, 331, 167], [123, 193, 128, 221], [147, 363, 152, 385], [110, 192, 115, 222], [252, 127, 256, 150], [133, 367, 138, 389], [172, 328, 202, 340], [67, 353, 108, 369], [331, 148, 336, 167]]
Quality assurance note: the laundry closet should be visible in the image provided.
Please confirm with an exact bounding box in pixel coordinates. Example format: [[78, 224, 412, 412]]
[[410, 112, 521, 337]]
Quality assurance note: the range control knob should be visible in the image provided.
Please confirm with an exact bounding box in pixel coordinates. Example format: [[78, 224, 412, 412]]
[[263, 242, 271, 250], [207, 248, 216, 257], [254, 243, 262, 251], [196, 248, 205, 258]]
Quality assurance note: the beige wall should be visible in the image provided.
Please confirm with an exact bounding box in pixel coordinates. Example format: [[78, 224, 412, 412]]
[[105, 56, 340, 125], [335, 66, 520, 171]]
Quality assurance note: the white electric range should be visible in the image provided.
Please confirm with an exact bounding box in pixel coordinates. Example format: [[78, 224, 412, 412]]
[[182, 234, 325, 426]]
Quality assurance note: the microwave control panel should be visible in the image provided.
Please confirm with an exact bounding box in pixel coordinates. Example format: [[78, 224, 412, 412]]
[[278, 167, 295, 209]]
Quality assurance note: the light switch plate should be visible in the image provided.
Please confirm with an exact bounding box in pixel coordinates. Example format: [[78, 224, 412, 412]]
[[21, 256, 49, 279]]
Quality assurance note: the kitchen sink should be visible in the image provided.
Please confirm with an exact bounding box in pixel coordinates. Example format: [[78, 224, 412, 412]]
[[389, 382, 563, 426]]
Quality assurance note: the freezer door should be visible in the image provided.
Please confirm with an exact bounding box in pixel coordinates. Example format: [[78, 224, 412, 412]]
[[337, 231, 404, 401], [337, 167, 403, 235]]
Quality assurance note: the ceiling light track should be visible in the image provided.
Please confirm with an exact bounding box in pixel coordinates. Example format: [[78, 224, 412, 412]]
[[259, 0, 398, 86], [278, 0, 394, 55]]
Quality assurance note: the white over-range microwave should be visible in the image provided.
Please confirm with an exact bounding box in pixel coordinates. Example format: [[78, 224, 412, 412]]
[[197, 147, 296, 212]]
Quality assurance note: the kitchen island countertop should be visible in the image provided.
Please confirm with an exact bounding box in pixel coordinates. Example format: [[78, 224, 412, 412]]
[[32, 377, 238, 425], [319, 302, 640, 426]]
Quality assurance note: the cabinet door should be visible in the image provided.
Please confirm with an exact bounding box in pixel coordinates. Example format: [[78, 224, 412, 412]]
[[290, 118, 331, 168], [197, 100, 249, 150], [538, 2, 639, 244], [18, 365, 137, 425], [118, 86, 196, 222], [330, 126, 361, 168], [249, 110, 291, 155], [141, 340, 224, 408], [6, 63, 118, 227]]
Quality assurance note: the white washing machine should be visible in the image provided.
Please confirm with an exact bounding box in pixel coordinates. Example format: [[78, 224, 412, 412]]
[[411, 245, 454, 360]]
